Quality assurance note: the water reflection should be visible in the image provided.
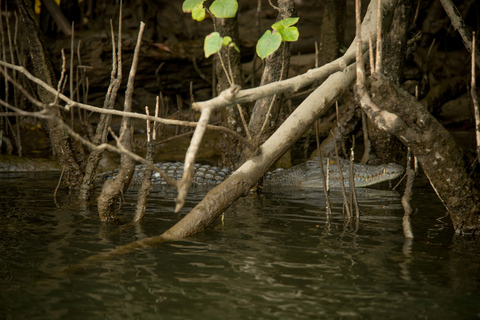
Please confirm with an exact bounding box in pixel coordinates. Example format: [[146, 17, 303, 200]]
[[0, 172, 479, 319]]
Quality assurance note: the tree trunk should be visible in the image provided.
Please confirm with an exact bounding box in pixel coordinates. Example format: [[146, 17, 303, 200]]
[[213, 15, 246, 169], [245, 0, 296, 159], [364, 0, 412, 165], [17, 0, 85, 188], [319, 0, 346, 67], [367, 73, 480, 234]]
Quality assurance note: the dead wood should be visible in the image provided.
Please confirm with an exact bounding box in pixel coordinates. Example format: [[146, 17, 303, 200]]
[[97, 22, 145, 222], [368, 73, 480, 234]]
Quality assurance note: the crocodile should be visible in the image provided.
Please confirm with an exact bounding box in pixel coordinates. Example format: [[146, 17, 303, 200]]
[[99, 157, 404, 189]]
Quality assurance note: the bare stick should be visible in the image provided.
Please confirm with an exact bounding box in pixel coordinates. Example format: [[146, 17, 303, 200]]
[[175, 106, 213, 212], [70, 22, 74, 101], [145, 107, 151, 142], [401, 149, 415, 239], [237, 104, 252, 141], [439, 0, 480, 68], [259, 43, 286, 137], [0, 98, 49, 118], [97, 17, 145, 221], [360, 111, 371, 163], [4, 3, 23, 156], [133, 106, 156, 222], [355, 0, 401, 134], [375, 0, 382, 73], [153, 96, 159, 141], [332, 130, 351, 218], [349, 136, 359, 219], [216, 51, 233, 86], [0, 60, 254, 150], [268, 0, 280, 12], [41, 0, 72, 35], [315, 121, 332, 219], [44, 110, 177, 186], [368, 33, 375, 72], [192, 54, 211, 84], [471, 32, 480, 160]]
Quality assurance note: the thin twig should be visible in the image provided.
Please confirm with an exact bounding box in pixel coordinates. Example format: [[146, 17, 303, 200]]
[[176, 106, 213, 212], [216, 51, 233, 86], [368, 33, 375, 72], [471, 32, 480, 160], [360, 111, 371, 163], [331, 130, 351, 218], [70, 22, 74, 101], [259, 43, 286, 136], [315, 121, 332, 220], [236, 104, 252, 141], [349, 136, 359, 219], [0, 60, 254, 150], [401, 149, 415, 239], [268, 0, 280, 12], [192, 54, 211, 84], [439, 0, 480, 68], [375, 0, 382, 73]]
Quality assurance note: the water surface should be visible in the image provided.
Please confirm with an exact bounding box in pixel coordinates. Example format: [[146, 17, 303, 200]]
[[0, 172, 479, 319]]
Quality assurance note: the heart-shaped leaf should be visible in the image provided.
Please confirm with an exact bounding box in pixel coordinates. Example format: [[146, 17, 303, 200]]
[[256, 30, 282, 59], [204, 32, 223, 58], [222, 36, 232, 47], [272, 17, 300, 42], [182, 0, 205, 12], [272, 17, 299, 30], [192, 4, 206, 21], [280, 26, 299, 42], [209, 0, 238, 18]]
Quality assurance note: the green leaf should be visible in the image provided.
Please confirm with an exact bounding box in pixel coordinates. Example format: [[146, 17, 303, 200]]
[[209, 0, 238, 18], [182, 0, 205, 12], [256, 30, 282, 59], [272, 17, 300, 42], [204, 32, 223, 58], [230, 43, 240, 53], [222, 36, 232, 46], [192, 4, 206, 21], [271, 17, 299, 30], [280, 26, 299, 42]]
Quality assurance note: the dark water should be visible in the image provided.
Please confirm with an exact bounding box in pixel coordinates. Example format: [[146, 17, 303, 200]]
[[0, 172, 479, 319]]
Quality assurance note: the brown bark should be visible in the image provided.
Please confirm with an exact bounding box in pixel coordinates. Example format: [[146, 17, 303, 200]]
[[245, 0, 296, 157], [97, 22, 145, 221], [317, 89, 362, 158], [78, 24, 122, 202], [319, 0, 346, 67], [17, 0, 84, 188], [364, 0, 411, 165], [213, 15, 246, 169], [366, 73, 480, 234]]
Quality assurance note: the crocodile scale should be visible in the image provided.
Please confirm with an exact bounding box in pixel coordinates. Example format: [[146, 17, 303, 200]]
[[99, 158, 404, 189]]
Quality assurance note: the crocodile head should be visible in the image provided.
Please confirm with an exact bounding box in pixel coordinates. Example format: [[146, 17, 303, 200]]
[[299, 159, 405, 188]]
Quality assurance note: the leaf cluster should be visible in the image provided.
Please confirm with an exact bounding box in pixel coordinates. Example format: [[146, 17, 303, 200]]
[[182, 0, 238, 21], [183, 0, 299, 60]]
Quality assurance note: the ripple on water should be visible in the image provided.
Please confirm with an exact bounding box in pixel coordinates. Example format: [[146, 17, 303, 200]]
[[0, 172, 479, 319]]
